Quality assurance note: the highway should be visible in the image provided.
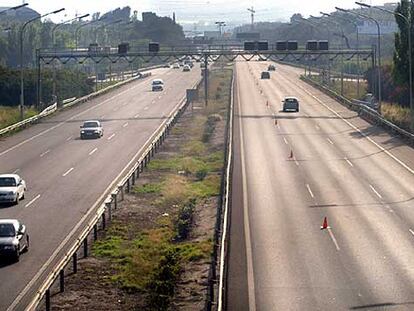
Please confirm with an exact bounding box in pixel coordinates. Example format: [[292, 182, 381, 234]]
[[227, 61, 414, 310], [0, 66, 201, 310]]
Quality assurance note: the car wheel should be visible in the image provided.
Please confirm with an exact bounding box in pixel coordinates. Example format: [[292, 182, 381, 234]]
[[25, 235, 30, 251], [21, 191, 25, 200], [14, 195, 19, 205]]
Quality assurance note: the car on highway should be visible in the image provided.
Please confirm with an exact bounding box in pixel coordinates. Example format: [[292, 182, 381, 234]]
[[268, 64, 276, 71], [282, 96, 300, 112], [0, 219, 29, 261], [261, 71, 270, 79], [151, 78, 164, 91], [183, 65, 191, 72], [172, 63, 180, 69], [80, 120, 104, 139], [163, 63, 171, 68], [0, 174, 26, 205]]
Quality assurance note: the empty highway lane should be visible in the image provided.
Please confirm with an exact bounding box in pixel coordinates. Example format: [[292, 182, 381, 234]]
[[227, 61, 414, 310]]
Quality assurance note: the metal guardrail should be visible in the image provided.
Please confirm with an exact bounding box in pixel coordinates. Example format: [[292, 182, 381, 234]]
[[301, 76, 414, 145], [23, 78, 203, 311], [0, 103, 58, 137]]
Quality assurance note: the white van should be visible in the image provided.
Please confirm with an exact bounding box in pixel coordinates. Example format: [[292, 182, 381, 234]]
[[151, 79, 164, 91]]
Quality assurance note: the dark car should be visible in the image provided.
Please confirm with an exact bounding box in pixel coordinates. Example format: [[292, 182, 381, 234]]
[[268, 64, 276, 71], [282, 96, 299, 112], [0, 219, 29, 261], [261, 71, 270, 79]]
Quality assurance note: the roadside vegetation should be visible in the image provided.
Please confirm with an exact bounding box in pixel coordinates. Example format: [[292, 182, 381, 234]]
[[0, 106, 37, 130], [53, 64, 233, 310]]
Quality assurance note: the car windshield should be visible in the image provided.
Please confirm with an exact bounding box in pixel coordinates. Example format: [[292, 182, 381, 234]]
[[286, 98, 297, 103], [152, 80, 163, 85], [0, 177, 16, 187], [83, 122, 99, 128], [0, 224, 15, 237]]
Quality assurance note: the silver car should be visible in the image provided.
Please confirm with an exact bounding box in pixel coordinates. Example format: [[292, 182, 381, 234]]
[[80, 120, 104, 139], [0, 174, 26, 205], [0, 219, 29, 261]]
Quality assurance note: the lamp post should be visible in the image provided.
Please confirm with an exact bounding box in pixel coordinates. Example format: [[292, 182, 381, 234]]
[[75, 17, 106, 49], [321, 11, 361, 98], [336, 6, 382, 112], [19, 8, 65, 120], [356, 1, 412, 130]]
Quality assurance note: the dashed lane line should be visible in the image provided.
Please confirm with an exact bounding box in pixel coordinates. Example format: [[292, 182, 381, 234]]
[[62, 167, 74, 177], [369, 184, 383, 199], [25, 194, 40, 208], [306, 183, 315, 198], [40, 149, 51, 157], [89, 148, 98, 156], [107, 133, 116, 141]]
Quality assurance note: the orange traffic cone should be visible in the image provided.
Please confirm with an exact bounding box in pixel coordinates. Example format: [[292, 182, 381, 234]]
[[320, 217, 329, 230], [288, 150, 294, 159]]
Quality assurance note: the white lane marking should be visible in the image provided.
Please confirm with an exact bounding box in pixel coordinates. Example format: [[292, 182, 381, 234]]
[[328, 228, 341, 251], [66, 136, 73, 141], [344, 157, 354, 167], [0, 76, 146, 158], [40, 149, 51, 157], [237, 74, 257, 311], [89, 148, 98, 156], [107, 133, 116, 140], [12, 169, 20, 174], [306, 183, 315, 198], [294, 159, 300, 166], [276, 123, 281, 130], [144, 106, 149, 111], [134, 113, 140, 118], [62, 167, 74, 177], [315, 125, 320, 130], [25, 194, 41, 208], [326, 138, 334, 145], [283, 137, 289, 145], [409, 229, 414, 236], [294, 80, 414, 176], [123, 122, 129, 128], [369, 184, 383, 199], [158, 95, 162, 99]]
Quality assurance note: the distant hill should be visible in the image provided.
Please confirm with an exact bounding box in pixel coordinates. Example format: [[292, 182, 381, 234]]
[[0, 6, 40, 22]]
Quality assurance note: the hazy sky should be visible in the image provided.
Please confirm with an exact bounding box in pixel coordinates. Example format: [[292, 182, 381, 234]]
[[5, 0, 391, 24]]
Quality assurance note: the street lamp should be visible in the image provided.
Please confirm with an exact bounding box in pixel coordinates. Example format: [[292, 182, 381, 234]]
[[75, 17, 106, 49], [321, 11, 361, 98], [356, 1, 413, 130], [52, 13, 89, 47], [215, 21, 226, 36], [19, 8, 65, 120], [336, 6, 382, 111]]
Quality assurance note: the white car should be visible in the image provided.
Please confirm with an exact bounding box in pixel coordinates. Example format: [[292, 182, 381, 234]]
[[0, 174, 26, 205], [152, 79, 164, 91], [80, 120, 104, 139], [0, 219, 29, 261]]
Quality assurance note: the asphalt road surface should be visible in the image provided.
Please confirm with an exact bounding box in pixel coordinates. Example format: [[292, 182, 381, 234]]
[[227, 61, 414, 310], [0, 66, 201, 310]]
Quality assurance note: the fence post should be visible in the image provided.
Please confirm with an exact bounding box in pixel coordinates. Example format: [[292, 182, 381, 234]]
[[73, 252, 78, 273], [60, 269, 65, 293], [93, 224, 98, 241], [106, 202, 112, 222], [112, 193, 118, 209], [45, 289, 51, 311], [83, 237, 88, 258], [102, 213, 106, 230]]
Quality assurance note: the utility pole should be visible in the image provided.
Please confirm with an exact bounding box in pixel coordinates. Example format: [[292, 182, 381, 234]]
[[215, 21, 226, 36], [247, 7, 255, 31]]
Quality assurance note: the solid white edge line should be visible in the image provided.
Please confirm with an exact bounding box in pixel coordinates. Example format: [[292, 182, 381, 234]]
[[17, 77, 197, 311], [327, 228, 341, 251], [25, 194, 40, 208], [237, 69, 257, 311], [62, 167, 74, 177], [293, 77, 414, 176], [218, 72, 234, 311], [89, 148, 98, 156], [306, 183, 315, 198], [369, 184, 383, 199]]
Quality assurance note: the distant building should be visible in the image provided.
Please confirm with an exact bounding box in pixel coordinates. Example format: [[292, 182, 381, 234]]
[[142, 12, 157, 23], [0, 6, 40, 22]]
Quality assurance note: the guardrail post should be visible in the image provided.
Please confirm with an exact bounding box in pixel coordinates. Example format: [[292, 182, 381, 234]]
[[132, 171, 136, 185], [60, 269, 65, 293], [112, 193, 118, 209], [106, 202, 112, 222], [83, 237, 88, 257], [102, 213, 106, 230], [93, 224, 98, 241], [45, 289, 51, 311], [120, 186, 124, 201], [126, 178, 131, 193], [73, 252, 78, 273]]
